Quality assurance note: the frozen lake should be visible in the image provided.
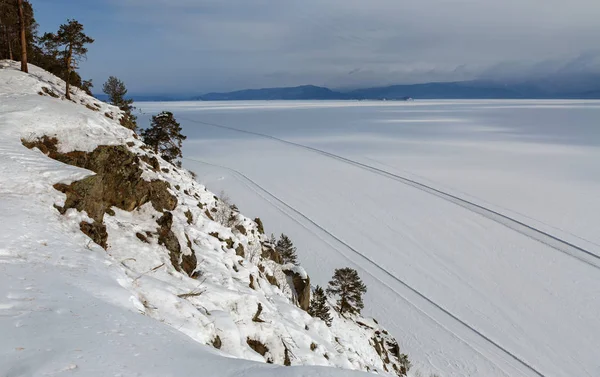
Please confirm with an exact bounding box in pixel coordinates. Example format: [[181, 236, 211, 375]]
[[138, 100, 600, 377]]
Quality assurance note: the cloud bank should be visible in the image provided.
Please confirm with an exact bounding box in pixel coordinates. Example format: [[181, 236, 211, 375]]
[[92, 0, 600, 93]]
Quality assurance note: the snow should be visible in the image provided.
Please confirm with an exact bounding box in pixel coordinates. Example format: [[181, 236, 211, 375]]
[[136, 99, 600, 377], [1, 61, 406, 376]]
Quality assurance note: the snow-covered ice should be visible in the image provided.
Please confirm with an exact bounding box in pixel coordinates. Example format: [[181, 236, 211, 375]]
[[137, 99, 600, 377]]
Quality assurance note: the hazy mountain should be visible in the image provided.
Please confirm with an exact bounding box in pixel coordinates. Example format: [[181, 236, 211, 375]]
[[192, 81, 600, 101], [197, 85, 347, 101], [126, 77, 600, 102]]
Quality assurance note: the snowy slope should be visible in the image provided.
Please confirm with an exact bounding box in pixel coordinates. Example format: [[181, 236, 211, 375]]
[[137, 100, 600, 377], [0, 61, 411, 376]]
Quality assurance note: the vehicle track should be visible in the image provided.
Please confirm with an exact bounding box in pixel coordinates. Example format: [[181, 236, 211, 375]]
[[184, 156, 545, 377], [179, 116, 600, 271]]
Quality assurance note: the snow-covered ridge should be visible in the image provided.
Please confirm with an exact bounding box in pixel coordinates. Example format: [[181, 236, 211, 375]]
[[0, 61, 411, 376]]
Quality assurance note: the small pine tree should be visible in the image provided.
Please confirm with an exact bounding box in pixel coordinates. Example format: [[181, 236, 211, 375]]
[[308, 285, 332, 326], [81, 79, 93, 96], [141, 111, 186, 167], [276, 233, 298, 265], [268, 233, 277, 246], [326, 267, 367, 316], [102, 76, 136, 129], [40, 19, 94, 100]]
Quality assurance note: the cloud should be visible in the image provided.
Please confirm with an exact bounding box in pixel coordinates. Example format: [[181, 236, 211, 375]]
[[101, 0, 600, 93]]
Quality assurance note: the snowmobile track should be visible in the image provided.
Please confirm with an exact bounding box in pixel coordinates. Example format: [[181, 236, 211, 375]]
[[180, 116, 600, 272], [184, 156, 546, 377]]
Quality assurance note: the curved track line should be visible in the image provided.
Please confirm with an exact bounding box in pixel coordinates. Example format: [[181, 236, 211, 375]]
[[179, 116, 600, 271], [185, 157, 545, 377], [362, 155, 600, 250]]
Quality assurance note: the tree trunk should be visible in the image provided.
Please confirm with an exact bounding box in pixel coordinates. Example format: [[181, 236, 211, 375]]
[[65, 44, 72, 100], [16, 0, 27, 72], [7, 26, 13, 60], [0, 11, 5, 59]]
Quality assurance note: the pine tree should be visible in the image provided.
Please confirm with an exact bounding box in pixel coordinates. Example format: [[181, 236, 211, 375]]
[[0, 1, 90, 89], [81, 79, 93, 96], [308, 286, 332, 326], [102, 76, 137, 129], [40, 19, 94, 100], [276, 233, 298, 265], [326, 267, 367, 316], [1, 0, 36, 62], [0, 0, 15, 60], [141, 111, 186, 167], [268, 233, 277, 246]]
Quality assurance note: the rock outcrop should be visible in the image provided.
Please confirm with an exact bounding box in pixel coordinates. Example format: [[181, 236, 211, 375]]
[[284, 267, 311, 311]]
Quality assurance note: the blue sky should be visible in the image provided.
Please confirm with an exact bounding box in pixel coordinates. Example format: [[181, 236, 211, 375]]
[[33, 0, 600, 94]]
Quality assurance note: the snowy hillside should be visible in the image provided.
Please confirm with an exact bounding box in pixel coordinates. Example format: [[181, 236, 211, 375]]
[[0, 61, 411, 376]]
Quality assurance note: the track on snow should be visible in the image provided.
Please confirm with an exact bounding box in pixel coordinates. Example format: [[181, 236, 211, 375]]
[[179, 116, 600, 271], [184, 156, 546, 377]]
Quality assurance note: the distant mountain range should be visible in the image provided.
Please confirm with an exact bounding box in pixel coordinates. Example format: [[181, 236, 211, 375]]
[[195, 83, 511, 101], [121, 78, 600, 102]]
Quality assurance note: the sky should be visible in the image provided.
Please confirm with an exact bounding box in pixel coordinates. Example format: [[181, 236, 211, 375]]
[[33, 0, 600, 94]]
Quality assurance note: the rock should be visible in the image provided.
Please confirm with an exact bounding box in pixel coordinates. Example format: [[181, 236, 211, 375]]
[[181, 252, 197, 277], [254, 217, 265, 234], [157, 212, 182, 273], [261, 243, 283, 264], [139, 155, 160, 171], [211, 335, 222, 349], [246, 338, 269, 356], [23, 138, 178, 223], [79, 221, 108, 249], [184, 209, 193, 224], [283, 268, 310, 311], [235, 243, 245, 258], [23, 138, 178, 249], [135, 232, 149, 243]]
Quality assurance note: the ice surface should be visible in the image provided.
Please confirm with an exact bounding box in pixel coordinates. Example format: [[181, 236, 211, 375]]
[[138, 99, 600, 377]]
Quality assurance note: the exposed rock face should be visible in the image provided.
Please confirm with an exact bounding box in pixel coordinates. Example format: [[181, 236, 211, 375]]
[[23, 137, 177, 250], [79, 221, 108, 249], [283, 269, 311, 311], [235, 243, 245, 258], [247, 338, 269, 357], [156, 212, 182, 271], [254, 217, 265, 234], [140, 154, 160, 171], [52, 145, 177, 221], [156, 212, 197, 276], [261, 242, 283, 264]]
